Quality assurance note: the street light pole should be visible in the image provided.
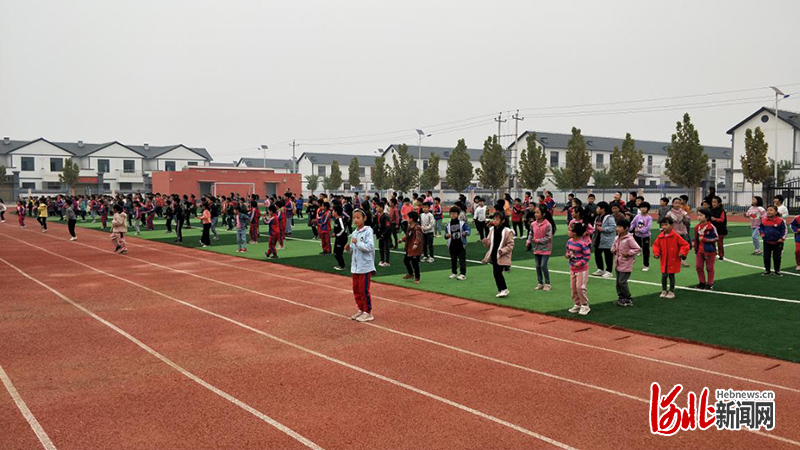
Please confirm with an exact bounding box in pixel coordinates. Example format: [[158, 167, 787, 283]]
[[416, 129, 430, 192], [769, 86, 790, 183], [260, 145, 268, 169]]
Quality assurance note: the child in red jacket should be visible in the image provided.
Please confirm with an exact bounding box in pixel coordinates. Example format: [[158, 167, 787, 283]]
[[653, 217, 690, 299]]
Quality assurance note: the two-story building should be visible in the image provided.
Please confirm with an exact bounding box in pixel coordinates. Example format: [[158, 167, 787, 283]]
[[379, 144, 485, 190], [726, 107, 800, 191], [0, 136, 211, 195], [296, 152, 377, 193]]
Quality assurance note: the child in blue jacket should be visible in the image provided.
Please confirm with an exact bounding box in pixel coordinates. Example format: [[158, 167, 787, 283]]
[[759, 205, 787, 276]]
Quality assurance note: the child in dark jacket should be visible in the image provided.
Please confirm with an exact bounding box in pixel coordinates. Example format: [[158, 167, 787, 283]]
[[790, 214, 800, 271], [373, 201, 392, 267], [709, 196, 728, 260], [445, 206, 471, 280], [759, 205, 787, 276], [694, 208, 719, 290], [402, 211, 424, 283]]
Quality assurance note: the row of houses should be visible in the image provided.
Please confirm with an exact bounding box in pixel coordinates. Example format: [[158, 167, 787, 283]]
[[235, 107, 800, 198], [0, 137, 212, 194]]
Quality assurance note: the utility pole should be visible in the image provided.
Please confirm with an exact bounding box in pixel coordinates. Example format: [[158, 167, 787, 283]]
[[511, 110, 524, 196], [494, 112, 506, 142], [290, 140, 300, 173]]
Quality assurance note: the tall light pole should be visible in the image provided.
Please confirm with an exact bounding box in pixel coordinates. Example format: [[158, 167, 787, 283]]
[[770, 86, 790, 182], [260, 144, 268, 169], [416, 129, 431, 192]]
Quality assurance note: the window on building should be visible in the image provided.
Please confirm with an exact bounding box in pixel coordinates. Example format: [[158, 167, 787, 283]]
[[102, 183, 110, 191], [123, 160, 135, 173], [21, 157, 35, 171], [120, 183, 133, 190], [595, 153, 604, 169], [187, 161, 198, 167], [649, 180, 657, 187], [423, 160, 429, 170], [343, 183, 350, 190], [50, 158, 63, 172], [359, 167, 366, 177], [21, 182, 36, 190], [550, 151, 559, 168], [318, 166, 326, 177], [164, 161, 176, 171], [98, 159, 110, 173], [647, 155, 653, 174], [46, 182, 61, 190]]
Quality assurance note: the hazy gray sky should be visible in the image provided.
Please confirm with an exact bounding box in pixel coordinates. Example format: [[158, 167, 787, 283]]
[[2, 0, 799, 162]]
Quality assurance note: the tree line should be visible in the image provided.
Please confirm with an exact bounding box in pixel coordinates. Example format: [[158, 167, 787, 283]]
[[303, 112, 789, 195]]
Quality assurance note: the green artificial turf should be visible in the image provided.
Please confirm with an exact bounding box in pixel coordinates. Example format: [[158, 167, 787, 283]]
[[75, 216, 800, 362]]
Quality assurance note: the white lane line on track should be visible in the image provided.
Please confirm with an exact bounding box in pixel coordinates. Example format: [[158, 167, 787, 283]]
[[0, 257, 324, 450], [0, 241, 576, 450], [16, 222, 799, 396], [0, 364, 57, 450]]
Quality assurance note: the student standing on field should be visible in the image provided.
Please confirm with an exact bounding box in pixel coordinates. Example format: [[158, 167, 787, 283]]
[[592, 202, 616, 278], [374, 201, 392, 267], [402, 211, 423, 284], [653, 217, 690, 299], [16, 200, 26, 227], [332, 205, 349, 271], [65, 197, 78, 241], [566, 222, 592, 315], [482, 212, 515, 298], [233, 205, 249, 253], [694, 208, 719, 290], [445, 205, 471, 280], [629, 202, 653, 271], [111, 204, 128, 254], [709, 196, 727, 260], [529, 205, 553, 291], [420, 202, 435, 263], [759, 205, 786, 277], [37, 198, 48, 232], [746, 196, 767, 255], [611, 218, 641, 306], [199, 203, 212, 248], [346, 209, 376, 322]]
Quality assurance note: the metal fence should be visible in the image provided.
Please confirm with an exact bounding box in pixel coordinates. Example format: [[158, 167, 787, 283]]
[[765, 178, 800, 215]]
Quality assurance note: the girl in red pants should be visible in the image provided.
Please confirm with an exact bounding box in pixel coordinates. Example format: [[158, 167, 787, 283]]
[[694, 208, 719, 290], [248, 200, 260, 244], [346, 209, 376, 322]]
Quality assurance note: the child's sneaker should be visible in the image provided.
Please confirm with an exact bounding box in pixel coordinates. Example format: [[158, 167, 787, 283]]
[[762, 271, 772, 276], [775, 271, 783, 277], [694, 283, 706, 289], [356, 313, 374, 322], [568, 305, 581, 313], [119, 249, 127, 254], [579, 305, 591, 315], [642, 266, 649, 272], [383, 263, 390, 267], [496, 289, 509, 298], [70, 237, 77, 241], [449, 273, 458, 279], [350, 311, 364, 320], [543, 284, 551, 291], [659, 290, 667, 298], [796, 265, 800, 271], [333, 266, 344, 271], [706, 284, 714, 290], [614, 299, 627, 307], [414, 279, 420, 284], [114, 245, 121, 253], [457, 274, 466, 281], [402, 274, 413, 280], [592, 269, 604, 276], [602, 271, 613, 279], [665, 291, 675, 299], [534, 283, 544, 290]]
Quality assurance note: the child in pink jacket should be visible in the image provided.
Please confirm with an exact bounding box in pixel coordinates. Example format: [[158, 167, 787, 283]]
[[610, 218, 641, 307]]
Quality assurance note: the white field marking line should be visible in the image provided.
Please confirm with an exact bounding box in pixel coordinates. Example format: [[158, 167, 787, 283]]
[[722, 256, 800, 277], [52, 227, 800, 394], [0, 239, 575, 450], [0, 364, 57, 450], [0, 258, 324, 450], [2, 233, 648, 403]]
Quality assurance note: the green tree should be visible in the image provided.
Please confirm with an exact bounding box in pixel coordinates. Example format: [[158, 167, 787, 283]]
[[0, 165, 6, 179], [518, 133, 547, 192], [768, 159, 793, 186], [609, 133, 644, 188], [591, 169, 616, 189], [741, 127, 770, 192], [563, 127, 593, 189], [548, 167, 570, 191], [391, 143, 418, 193], [665, 113, 708, 189], [420, 152, 441, 190], [59, 158, 80, 193], [475, 135, 507, 193], [304, 174, 319, 194], [371, 156, 390, 191], [445, 138, 473, 192], [328, 160, 343, 191], [348, 157, 361, 190], [320, 176, 331, 191]]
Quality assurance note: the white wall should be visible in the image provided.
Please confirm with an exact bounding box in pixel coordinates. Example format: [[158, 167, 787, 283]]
[[11, 140, 74, 184], [730, 110, 799, 190]]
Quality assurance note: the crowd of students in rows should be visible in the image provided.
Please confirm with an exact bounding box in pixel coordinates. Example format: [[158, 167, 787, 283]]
[[3, 188, 798, 321]]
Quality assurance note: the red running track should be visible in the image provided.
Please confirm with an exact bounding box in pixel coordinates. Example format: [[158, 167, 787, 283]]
[[0, 221, 798, 449]]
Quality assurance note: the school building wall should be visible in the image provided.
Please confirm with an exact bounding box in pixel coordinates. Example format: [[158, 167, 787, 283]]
[[152, 167, 302, 198]]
